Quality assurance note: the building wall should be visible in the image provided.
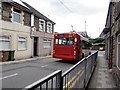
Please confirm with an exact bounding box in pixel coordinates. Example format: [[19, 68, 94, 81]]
[[109, 2, 120, 88], [0, 20, 32, 60], [0, 20, 31, 59], [111, 7, 120, 67], [32, 15, 54, 57], [1, 1, 55, 60], [34, 16, 39, 31], [2, 2, 12, 22], [0, 2, 33, 60], [24, 11, 31, 26], [33, 31, 53, 56], [0, 2, 2, 20]]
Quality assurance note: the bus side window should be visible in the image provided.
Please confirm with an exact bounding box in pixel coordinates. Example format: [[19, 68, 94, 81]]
[[78, 38, 81, 47], [82, 40, 85, 49]]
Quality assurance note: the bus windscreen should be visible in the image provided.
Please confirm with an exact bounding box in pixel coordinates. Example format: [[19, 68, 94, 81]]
[[55, 37, 74, 46]]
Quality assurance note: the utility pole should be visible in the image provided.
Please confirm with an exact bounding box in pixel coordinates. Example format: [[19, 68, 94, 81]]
[[85, 21, 86, 32], [71, 25, 76, 33], [71, 25, 73, 31]]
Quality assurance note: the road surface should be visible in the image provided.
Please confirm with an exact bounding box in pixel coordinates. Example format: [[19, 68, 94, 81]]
[[1, 58, 76, 89]]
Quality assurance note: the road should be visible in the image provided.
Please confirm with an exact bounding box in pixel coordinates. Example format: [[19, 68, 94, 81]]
[[1, 58, 76, 89]]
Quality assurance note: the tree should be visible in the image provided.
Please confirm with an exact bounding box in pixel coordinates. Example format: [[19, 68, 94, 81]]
[[89, 38, 105, 44], [89, 38, 105, 47]]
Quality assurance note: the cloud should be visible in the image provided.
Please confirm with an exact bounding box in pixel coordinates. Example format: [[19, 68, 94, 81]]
[[50, 0, 109, 16], [22, 0, 110, 38]]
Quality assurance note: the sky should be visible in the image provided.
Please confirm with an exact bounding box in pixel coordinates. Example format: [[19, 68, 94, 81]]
[[21, 0, 110, 38]]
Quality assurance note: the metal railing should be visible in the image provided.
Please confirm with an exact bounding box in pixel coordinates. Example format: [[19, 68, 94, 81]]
[[62, 51, 98, 89], [24, 70, 62, 90], [24, 51, 98, 90]]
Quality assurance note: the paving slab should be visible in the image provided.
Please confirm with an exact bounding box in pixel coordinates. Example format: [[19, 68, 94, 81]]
[[88, 52, 117, 88]]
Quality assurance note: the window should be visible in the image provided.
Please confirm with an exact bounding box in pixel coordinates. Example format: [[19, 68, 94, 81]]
[[56, 38, 74, 46], [117, 35, 120, 69], [78, 38, 81, 47], [18, 37, 26, 50], [13, 9, 22, 23], [0, 35, 10, 50], [47, 22, 52, 33], [43, 39, 51, 48], [39, 19, 45, 31]]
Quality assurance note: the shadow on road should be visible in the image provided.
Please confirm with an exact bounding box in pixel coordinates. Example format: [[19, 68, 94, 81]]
[[56, 59, 79, 64]]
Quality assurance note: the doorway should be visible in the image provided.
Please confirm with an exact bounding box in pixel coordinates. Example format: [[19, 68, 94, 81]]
[[34, 37, 38, 56]]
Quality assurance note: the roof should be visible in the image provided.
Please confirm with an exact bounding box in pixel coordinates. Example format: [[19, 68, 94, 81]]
[[22, 1, 55, 24], [77, 31, 89, 38], [3, 0, 55, 24], [4, 0, 31, 13], [12, 0, 29, 9]]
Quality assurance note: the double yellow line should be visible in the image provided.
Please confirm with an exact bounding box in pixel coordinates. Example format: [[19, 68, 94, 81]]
[[63, 68, 84, 89]]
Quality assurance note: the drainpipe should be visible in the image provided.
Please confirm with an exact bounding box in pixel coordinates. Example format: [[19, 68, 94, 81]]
[[30, 14, 35, 57], [109, 2, 112, 69]]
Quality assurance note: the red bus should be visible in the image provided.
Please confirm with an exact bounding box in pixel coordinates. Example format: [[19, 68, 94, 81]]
[[52, 33, 91, 61]]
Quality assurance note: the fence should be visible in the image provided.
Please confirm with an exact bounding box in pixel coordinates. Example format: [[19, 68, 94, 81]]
[[24, 51, 98, 90]]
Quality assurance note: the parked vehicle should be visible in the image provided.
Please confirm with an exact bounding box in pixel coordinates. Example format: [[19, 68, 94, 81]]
[[99, 47, 104, 51]]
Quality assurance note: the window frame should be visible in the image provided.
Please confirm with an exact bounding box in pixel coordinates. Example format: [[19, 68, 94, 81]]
[[43, 39, 51, 48], [0, 34, 10, 50], [117, 34, 120, 70], [18, 36, 27, 51], [13, 9, 22, 24], [39, 19, 45, 32], [47, 22, 52, 33]]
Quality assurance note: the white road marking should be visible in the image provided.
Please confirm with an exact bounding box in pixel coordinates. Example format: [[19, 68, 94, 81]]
[[41, 64, 49, 67], [0, 73, 18, 80], [41, 63, 55, 68]]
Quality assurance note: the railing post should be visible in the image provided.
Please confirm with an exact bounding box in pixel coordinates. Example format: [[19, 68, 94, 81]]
[[84, 57, 87, 88], [60, 75, 63, 90], [56, 71, 62, 90], [94, 51, 98, 67]]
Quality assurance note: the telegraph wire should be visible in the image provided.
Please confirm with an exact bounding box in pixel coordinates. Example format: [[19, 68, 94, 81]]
[[57, 0, 73, 13]]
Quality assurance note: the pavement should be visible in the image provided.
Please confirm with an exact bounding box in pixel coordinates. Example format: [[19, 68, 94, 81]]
[[88, 52, 117, 88], [0, 55, 52, 65]]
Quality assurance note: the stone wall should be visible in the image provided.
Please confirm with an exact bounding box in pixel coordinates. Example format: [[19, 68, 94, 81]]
[[2, 2, 12, 22], [24, 11, 31, 26], [34, 16, 39, 31]]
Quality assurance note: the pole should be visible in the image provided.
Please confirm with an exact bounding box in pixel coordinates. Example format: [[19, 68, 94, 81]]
[[71, 25, 73, 31], [85, 21, 86, 32]]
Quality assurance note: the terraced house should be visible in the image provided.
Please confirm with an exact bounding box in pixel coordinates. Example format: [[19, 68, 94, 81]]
[[0, 0, 55, 61], [100, 1, 120, 88]]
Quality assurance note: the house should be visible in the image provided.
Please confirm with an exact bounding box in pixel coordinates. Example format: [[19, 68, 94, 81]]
[[22, 1, 55, 57], [0, 0, 55, 61], [100, 1, 120, 88], [0, 1, 32, 60], [77, 31, 90, 38]]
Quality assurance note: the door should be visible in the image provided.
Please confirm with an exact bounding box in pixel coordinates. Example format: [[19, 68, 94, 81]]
[[34, 37, 38, 56]]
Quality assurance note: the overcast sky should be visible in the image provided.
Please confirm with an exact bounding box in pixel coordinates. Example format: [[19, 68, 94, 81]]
[[22, 0, 110, 38]]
